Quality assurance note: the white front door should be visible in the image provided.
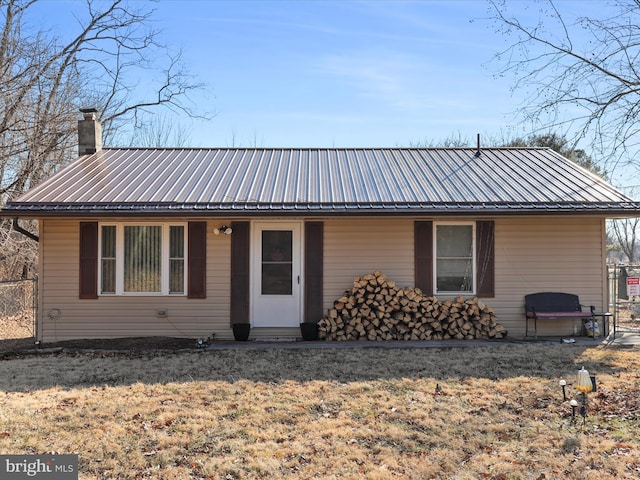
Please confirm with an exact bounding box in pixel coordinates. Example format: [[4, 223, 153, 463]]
[[251, 222, 302, 327]]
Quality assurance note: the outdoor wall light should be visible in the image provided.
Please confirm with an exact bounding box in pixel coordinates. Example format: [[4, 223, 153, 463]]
[[214, 225, 232, 235]]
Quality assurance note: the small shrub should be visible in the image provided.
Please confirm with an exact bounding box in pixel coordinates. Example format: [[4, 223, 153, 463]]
[[562, 437, 581, 454]]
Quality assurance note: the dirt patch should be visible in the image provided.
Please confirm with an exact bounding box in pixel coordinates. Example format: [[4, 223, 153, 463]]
[[44, 336, 197, 351], [2, 310, 198, 356], [0, 336, 198, 357], [0, 337, 35, 355]]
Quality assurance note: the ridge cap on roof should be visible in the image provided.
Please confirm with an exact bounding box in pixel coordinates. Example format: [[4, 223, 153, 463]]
[[100, 146, 554, 151]]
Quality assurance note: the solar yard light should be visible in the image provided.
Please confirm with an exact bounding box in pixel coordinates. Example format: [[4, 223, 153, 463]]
[[576, 366, 594, 394], [559, 379, 567, 401], [560, 367, 596, 426], [569, 399, 578, 420], [575, 366, 595, 425]]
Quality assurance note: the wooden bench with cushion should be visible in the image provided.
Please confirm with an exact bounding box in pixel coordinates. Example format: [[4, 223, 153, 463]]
[[525, 292, 594, 339]]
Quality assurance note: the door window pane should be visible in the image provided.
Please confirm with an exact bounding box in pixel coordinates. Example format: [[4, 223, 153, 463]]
[[124, 225, 162, 292], [261, 230, 292, 295], [436, 224, 473, 292]]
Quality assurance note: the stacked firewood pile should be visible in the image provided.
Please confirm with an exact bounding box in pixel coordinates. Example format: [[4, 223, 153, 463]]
[[318, 271, 507, 341]]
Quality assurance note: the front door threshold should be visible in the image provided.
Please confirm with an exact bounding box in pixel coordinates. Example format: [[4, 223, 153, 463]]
[[254, 338, 299, 343], [248, 326, 301, 340]]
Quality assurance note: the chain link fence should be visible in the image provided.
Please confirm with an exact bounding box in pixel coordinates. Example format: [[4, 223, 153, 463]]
[[0, 278, 37, 340], [608, 265, 640, 337]]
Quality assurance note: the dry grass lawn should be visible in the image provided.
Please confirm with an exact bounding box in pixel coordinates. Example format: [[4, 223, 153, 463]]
[[0, 343, 639, 479]]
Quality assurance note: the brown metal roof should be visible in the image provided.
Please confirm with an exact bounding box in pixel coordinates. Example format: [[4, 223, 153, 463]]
[[4, 147, 639, 216]]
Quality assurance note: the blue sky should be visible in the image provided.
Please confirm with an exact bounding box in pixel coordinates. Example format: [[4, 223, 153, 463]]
[[155, 0, 520, 148], [36, 1, 607, 151]]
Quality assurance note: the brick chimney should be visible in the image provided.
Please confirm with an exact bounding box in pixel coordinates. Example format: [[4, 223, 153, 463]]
[[78, 108, 102, 156]]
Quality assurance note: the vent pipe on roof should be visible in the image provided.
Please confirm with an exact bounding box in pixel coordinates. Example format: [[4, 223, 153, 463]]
[[475, 133, 481, 157], [78, 108, 102, 156]]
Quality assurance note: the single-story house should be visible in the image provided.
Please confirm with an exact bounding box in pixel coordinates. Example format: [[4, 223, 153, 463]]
[[3, 112, 639, 342]]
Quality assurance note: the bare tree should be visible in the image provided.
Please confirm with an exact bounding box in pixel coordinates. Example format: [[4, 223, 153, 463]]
[[488, 0, 640, 177], [609, 216, 640, 263], [128, 113, 192, 148], [0, 218, 36, 278], [0, 0, 210, 277], [0, 0, 208, 204], [489, 0, 640, 263], [407, 132, 477, 148]]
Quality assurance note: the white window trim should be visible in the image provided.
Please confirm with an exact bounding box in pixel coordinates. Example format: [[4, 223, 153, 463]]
[[98, 222, 188, 296], [433, 221, 476, 295]]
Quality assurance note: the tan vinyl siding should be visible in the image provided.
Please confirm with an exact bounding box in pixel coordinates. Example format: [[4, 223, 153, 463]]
[[321, 216, 606, 338], [39, 218, 233, 342], [323, 218, 414, 308], [39, 215, 606, 342], [492, 216, 606, 336]]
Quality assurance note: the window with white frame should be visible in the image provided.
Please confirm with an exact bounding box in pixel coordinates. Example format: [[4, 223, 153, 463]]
[[434, 222, 475, 294], [99, 223, 186, 295]]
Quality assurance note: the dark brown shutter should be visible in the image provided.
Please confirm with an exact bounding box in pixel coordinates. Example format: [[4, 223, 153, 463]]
[[230, 221, 250, 325], [476, 220, 495, 298], [304, 221, 323, 323], [414, 221, 433, 296], [188, 222, 207, 299], [79, 221, 98, 299]]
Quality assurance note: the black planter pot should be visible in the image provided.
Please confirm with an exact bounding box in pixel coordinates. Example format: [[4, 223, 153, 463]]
[[232, 323, 251, 341], [300, 322, 318, 341]]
